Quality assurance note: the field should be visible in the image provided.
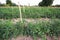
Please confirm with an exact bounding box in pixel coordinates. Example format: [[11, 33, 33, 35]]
[[0, 7, 60, 19], [0, 7, 60, 40]]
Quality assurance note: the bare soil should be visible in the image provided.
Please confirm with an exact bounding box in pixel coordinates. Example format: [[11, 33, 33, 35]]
[[9, 36, 42, 40]]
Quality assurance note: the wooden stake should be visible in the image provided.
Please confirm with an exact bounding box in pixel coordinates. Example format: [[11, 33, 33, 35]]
[[18, 2, 23, 23]]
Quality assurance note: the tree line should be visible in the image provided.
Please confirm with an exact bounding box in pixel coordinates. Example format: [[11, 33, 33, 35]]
[[38, 0, 54, 6], [0, 0, 60, 7], [0, 0, 17, 6]]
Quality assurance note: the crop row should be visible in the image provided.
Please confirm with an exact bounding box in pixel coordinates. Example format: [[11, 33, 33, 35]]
[[0, 19, 60, 40], [0, 7, 60, 19]]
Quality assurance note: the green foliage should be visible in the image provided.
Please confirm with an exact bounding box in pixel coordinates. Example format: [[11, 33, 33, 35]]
[[0, 20, 20, 40], [0, 4, 6, 6], [6, 0, 17, 6], [0, 19, 60, 40], [0, 7, 19, 19], [15, 21, 27, 36], [38, 0, 54, 6], [6, 0, 12, 6], [15, 19, 60, 37], [15, 19, 60, 39], [54, 5, 60, 7], [26, 20, 59, 37], [0, 7, 60, 19], [51, 19, 60, 36], [11, 3, 17, 6], [0, 20, 13, 39]]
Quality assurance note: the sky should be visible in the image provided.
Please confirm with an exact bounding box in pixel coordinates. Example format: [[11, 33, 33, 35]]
[[0, 0, 60, 6]]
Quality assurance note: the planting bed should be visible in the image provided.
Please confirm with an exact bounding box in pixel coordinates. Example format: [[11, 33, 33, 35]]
[[0, 7, 60, 19], [0, 7, 60, 40], [0, 19, 60, 40]]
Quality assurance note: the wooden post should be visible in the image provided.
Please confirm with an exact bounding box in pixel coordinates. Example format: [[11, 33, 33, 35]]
[[18, 2, 23, 23]]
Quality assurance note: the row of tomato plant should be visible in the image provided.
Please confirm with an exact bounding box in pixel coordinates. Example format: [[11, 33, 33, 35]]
[[0, 7, 60, 19], [0, 19, 60, 40]]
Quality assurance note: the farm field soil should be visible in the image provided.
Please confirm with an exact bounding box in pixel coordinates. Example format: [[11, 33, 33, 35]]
[[8, 35, 43, 40], [0, 18, 50, 23], [0, 18, 60, 23]]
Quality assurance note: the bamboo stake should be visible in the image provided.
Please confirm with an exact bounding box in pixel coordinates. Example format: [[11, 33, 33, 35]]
[[18, 2, 23, 23]]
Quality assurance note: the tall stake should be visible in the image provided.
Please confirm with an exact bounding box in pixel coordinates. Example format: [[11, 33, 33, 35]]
[[18, 2, 23, 23]]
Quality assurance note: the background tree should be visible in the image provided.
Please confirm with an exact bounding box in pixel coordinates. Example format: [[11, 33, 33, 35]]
[[38, 0, 54, 6], [11, 3, 17, 6], [0, 2, 5, 6], [6, 0, 17, 6], [6, 0, 12, 6]]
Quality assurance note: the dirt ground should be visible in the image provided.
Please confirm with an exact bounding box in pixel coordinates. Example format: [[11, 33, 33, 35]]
[[10, 36, 41, 40]]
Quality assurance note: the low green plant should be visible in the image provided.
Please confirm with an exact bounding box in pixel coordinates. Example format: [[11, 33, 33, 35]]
[[0, 20, 19, 40], [0, 20, 13, 40], [0, 19, 60, 40], [15, 19, 60, 39], [0, 7, 60, 19]]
